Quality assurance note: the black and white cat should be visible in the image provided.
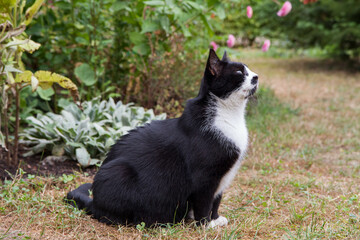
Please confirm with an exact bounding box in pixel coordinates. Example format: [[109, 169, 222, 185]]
[[66, 49, 258, 228]]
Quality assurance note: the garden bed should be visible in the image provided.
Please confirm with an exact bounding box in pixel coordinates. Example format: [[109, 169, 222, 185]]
[[0, 146, 97, 180]]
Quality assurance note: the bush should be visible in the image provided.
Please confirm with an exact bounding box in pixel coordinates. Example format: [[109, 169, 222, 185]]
[[125, 34, 204, 115], [25, 0, 226, 110], [21, 98, 166, 167]]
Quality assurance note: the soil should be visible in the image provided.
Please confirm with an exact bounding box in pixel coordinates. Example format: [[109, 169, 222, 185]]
[[0, 146, 98, 180]]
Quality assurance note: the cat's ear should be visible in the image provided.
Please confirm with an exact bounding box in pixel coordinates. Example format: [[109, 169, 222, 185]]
[[222, 51, 229, 62], [206, 49, 221, 77]]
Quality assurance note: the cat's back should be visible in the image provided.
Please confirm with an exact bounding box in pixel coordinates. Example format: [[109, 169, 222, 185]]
[[103, 118, 186, 165]]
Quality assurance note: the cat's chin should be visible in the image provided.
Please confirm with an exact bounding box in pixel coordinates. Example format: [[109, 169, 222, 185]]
[[245, 86, 258, 99]]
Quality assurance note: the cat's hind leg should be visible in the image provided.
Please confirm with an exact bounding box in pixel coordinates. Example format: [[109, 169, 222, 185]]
[[65, 183, 93, 214]]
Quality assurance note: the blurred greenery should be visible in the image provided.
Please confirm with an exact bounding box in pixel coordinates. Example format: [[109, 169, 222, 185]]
[[216, 0, 360, 60]]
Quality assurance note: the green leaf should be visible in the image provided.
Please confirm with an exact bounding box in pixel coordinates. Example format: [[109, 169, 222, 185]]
[[75, 37, 88, 45], [75, 147, 91, 167], [170, 5, 182, 18], [186, 1, 203, 10], [181, 25, 191, 37], [129, 32, 147, 45], [75, 147, 100, 167], [160, 15, 170, 33], [37, 86, 55, 101], [58, 98, 72, 109], [132, 43, 151, 56], [141, 20, 160, 34], [105, 138, 115, 148], [215, 6, 226, 20], [74, 63, 96, 86], [74, 23, 84, 30], [143, 1, 165, 6], [200, 14, 214, 36], [112, 2, 131, 11]]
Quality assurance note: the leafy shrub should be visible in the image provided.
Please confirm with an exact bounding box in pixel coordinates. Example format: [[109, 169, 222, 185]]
[[21, 98, 166, 167], [24, 0, 117, 101], [125, 34, 204, 115], [25, 0, 225, 108]]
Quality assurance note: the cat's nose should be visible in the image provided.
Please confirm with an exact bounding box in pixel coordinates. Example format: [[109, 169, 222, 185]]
[[251, 75, 258, 85]]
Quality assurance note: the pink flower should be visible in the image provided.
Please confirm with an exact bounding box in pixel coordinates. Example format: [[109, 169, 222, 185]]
[[277, 1, 292, 17], [247, 6, 253, 18], [227, 34, 235, 48], [210, 41, 218, 51], [262, 39, 271, 52]]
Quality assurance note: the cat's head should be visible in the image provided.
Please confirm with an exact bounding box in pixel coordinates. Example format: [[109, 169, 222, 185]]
[[203, 49, 258, 100]]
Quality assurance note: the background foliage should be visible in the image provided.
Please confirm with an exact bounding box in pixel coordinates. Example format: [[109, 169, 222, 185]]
[[216, 0, 360, 60], [1, 0, 359, 167], [24, 0, 226, 109]]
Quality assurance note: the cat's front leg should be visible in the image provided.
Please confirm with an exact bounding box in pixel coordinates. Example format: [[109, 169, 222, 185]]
[[191, 190, 215, 225], [208, 193, 228, 228], [210, 194, 222, 220]]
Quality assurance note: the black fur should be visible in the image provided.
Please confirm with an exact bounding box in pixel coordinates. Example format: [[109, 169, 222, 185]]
[[66, 183, 92, 213], [66, 49, 256, 226]]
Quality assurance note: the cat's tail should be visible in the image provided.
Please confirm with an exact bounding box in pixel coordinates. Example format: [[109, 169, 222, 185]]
[[65, 183, 93, 214]]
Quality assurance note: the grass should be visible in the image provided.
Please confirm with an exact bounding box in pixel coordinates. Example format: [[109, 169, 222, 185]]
[[1, 54, 360, 239]]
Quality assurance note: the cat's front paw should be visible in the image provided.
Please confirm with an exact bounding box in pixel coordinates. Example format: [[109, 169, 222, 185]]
[[187, 209, 195, 220], [207, 216, 228, 229]]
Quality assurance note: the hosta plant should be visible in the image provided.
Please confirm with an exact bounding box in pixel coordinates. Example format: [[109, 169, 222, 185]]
[[21, 98, 166, 167]]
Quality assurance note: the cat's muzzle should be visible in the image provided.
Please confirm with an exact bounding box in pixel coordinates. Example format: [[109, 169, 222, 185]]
[[246, 86, 258, 99]]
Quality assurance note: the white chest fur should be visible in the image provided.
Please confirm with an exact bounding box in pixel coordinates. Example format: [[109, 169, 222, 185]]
[[212, 96, 249, 197]]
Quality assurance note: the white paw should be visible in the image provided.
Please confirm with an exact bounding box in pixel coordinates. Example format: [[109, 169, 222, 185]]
[[207, 216, 228, 229], [187, 209, 194, 220]]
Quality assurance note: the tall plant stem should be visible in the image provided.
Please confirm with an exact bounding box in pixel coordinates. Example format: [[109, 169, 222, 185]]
[[13, 84, 20, 166], [3, 107, 11, 165]]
